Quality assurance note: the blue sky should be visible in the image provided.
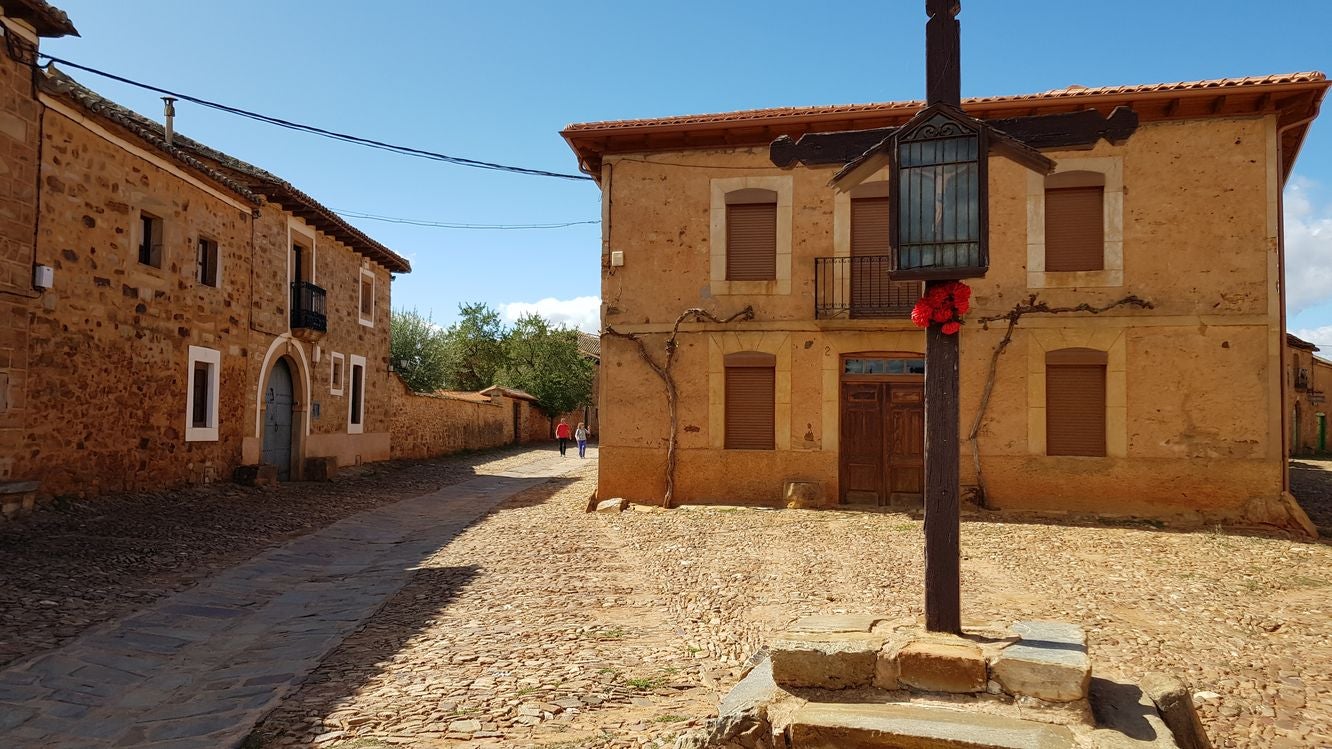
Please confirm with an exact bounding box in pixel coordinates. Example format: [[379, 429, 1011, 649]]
[[44, 1, 1331, 337]]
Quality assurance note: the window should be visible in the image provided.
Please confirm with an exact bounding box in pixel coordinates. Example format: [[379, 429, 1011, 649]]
[[724, 351, 775, 450], [1045, 348, 1107, 457], [138, 211, 163, 268], [843, 357, 925, 376], [358, 269, 375, 326], [330, 352, 345, 396], [850, 187, 920, 314], [348, 354, 366, 433], [185, 345, 220, 442], [1044, 171, 1105, 272], [725, 189, 777, 281], [196, 237, 219, 287]]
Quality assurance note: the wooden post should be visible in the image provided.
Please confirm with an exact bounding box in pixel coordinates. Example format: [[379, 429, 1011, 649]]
[[923, 0, 963, 634], [923, 285, 962, 634]]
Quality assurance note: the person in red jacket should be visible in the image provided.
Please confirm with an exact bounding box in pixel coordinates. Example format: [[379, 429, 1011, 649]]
[[555, 418, 572, 457]]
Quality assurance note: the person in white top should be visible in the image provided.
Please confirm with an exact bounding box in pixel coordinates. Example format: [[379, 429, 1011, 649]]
[[575, 422, 589, 458]]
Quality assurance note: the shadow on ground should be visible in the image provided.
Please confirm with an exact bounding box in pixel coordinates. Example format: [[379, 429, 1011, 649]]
[[0, 444, 564, 668], [1289, 459, 1332, 536]]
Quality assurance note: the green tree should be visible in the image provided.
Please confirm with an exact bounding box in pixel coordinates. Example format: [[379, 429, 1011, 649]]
[[500, 313, 595, 417], [440, 302, 507, 391], [390, 308, 449, 392]]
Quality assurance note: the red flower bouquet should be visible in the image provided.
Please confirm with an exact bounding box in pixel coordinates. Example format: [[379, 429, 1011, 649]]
[[910, 281, 971, 335]]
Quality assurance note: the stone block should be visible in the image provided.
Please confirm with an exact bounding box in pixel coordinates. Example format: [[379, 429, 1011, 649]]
[[895, 637, 986, 694], [769, 633, 882, 690], [783, 481, 824, 508], [991, 621, 1090, 702], [304, 456, 338, 482], [233, 464, 278, 487], [595, 498, 627, 513], [787, 702, 1076, 749], [1140, 673, 1212, 749]]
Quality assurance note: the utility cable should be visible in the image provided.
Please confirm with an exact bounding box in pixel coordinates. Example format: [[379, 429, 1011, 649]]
[[36, 53, 594, 182], [333, 209, 599, 230]]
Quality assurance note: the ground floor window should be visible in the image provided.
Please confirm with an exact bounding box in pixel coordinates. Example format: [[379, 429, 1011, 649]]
[[185, 345, 220, 442], [724, 351, 775, 450], [1045, 348, 1106, 457], [330, 352, 345, 396], [348, 354, 366, 433]]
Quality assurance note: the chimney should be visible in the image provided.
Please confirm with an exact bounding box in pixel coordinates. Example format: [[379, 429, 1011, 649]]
[[162, 96, 177, 146]]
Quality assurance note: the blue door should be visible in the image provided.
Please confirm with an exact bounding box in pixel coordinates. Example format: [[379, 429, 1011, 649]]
[[262, 358, 294, 480]]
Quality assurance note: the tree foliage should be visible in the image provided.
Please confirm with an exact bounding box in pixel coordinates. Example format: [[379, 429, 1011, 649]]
[[499, 313, 595, 416], [440, 302, 507, 392], [389, 308, 449, 393]]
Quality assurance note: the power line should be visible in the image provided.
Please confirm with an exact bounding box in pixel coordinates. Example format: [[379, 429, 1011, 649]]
[[36, 53, 594, 182], [333, 209, 600, 230]]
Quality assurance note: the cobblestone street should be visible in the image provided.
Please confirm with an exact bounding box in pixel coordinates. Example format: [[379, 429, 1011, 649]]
[[2, 451, 1331, 747]]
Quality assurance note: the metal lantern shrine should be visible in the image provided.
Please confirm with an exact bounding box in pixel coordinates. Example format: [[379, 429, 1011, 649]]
[[889, 104, 989, 281]]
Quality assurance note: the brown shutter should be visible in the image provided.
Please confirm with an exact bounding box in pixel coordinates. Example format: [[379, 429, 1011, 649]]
[[1044, 186, 1104, 272], [725, 360, 775, 450], [851, 197, 919, 312], [851, 197, 890, 257], [726, 203, 777, 281], [1046, 349, 1106, 457]]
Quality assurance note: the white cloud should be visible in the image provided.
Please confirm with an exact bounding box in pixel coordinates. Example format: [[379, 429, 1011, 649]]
[[1285, 176, 1332, 314], [1290, 325, 1332, 349], [500, 296, 601, 333]]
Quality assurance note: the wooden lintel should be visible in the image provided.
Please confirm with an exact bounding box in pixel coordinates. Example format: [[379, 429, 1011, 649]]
[[774, 106, 1139, 168]]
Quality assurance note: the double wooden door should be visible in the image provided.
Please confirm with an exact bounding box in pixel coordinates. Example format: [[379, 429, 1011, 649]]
[[839, 382, 924, 507]]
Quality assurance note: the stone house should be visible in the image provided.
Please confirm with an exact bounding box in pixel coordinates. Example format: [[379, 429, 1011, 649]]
[[1286, 334, 1332, 455], [562, 73, 1327, 532], [0, 1, 410, 500]]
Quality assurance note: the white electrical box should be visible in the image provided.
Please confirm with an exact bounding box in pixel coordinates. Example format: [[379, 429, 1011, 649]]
[[610, 250, 624, 267], [33, 264, 53, 290]]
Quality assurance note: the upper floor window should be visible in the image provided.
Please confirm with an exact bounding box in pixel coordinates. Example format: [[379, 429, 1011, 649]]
[[330, 352, 345, 396], [724, 351, 775, 450], [725, 188, 777, 281], [1044, 171, 1105, 272], [196, 237, 219, 287], [359, 268, 375, 326], [1045, 347, 1107, 457], [138, 211, 163, 268]]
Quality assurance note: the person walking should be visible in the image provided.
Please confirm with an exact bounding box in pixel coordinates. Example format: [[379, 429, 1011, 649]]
[[555, 418, 572, 457], [575, 422, 589, 459]]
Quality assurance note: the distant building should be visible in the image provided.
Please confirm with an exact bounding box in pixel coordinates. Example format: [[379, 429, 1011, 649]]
[[1286, 334, 1332, 455], [564, 72, 1327, 532], [0, 1, 410, 504]]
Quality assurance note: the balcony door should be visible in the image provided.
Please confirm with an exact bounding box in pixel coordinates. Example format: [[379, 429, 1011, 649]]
[[839, 355, 925, 507], [850, 195, 919, 318]]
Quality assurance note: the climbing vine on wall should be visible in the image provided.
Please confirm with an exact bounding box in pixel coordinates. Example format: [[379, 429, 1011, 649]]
[[604, 306, 756, 508]]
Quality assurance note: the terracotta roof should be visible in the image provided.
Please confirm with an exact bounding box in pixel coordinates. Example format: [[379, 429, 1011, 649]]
[[39, 67, 411, 274], [479, 385, 540, 403], [563, 72, 1328, 181], [2, 0, 78, 37], [576, 331, 601, 360], [1288, 333, 1320, 352], [564, 73, 1326, 133], [435, 390, 495, 404]]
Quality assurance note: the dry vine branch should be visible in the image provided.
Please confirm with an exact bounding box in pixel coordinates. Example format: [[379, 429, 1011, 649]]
[[966, 294, 1154, 506], [604, 305, 756, 507]]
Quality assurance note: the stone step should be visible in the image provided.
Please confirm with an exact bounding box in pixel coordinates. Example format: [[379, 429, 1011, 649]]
[[787, 702, 1077, 749]]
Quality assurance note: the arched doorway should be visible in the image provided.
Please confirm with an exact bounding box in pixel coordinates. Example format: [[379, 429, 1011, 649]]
[[262, 358, 295, 479]]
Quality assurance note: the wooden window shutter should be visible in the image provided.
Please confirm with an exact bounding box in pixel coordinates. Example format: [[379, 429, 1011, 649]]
[[851, 196, 918, 310], [851, 197, 890, 257], [1044, 186, 1104, 272], [725, 352, 775, 450], [1046, 348, 1107, 457], [726, 203, 777, 281]]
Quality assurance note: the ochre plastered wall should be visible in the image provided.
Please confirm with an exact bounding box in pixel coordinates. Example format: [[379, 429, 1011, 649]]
[[598, 115, 1293, 527], [17, 103, 396, 497]]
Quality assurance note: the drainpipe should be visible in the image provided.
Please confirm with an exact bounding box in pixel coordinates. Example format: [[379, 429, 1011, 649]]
[[162, 97, 176, 147]]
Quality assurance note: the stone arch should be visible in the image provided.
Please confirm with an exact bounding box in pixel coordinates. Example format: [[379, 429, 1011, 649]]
[[255, 336, 312, 480]]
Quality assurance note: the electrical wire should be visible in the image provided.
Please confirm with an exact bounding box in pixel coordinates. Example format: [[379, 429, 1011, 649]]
[[36, 53, 595, 182], [333, 209, 599, 230]]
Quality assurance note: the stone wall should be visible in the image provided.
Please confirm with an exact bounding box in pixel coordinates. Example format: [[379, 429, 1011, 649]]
[[389, 377, 513, 460], [0, 24, 41, 481]]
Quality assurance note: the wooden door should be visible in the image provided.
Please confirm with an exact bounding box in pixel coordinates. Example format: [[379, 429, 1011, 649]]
[[886, 384, 925, 504], [262, 358, 294, 480], [839, 383, 884, 504]]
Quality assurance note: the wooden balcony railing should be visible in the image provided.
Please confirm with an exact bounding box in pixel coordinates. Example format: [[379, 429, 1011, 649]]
[[291, 280, 327, 333]]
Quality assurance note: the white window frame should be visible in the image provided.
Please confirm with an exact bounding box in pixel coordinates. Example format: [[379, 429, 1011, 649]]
[[185, 345, 221, 442], [330, 352, 345, 396], [358, 268, 376, 327], [135, 209, 165, 269], [196, 234, 221, 288], [347, 354, 366, 434]]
